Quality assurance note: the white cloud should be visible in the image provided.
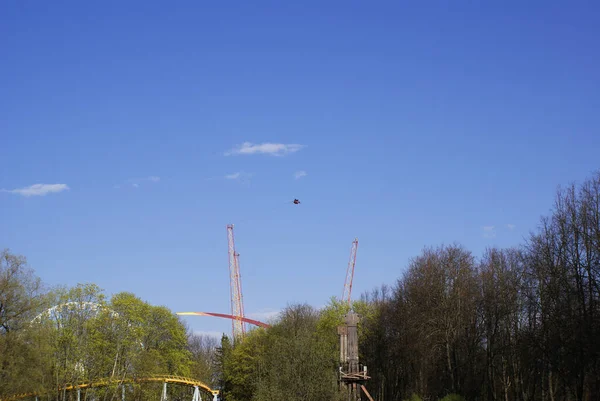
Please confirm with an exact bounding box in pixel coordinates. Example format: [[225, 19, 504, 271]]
[[506, 224, 516, 230], [147, 176, 160, 182], [294, 170, 307, 180], [247, 309, 281, 322], [2, 183, 70, 197], [225, 142, 305, 157], [132, 183, 139, 188], [482, 225, 496, 238]]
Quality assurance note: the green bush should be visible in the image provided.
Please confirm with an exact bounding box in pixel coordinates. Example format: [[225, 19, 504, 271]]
[[403, 394, 423, 401], [439, 394, 466, 401]]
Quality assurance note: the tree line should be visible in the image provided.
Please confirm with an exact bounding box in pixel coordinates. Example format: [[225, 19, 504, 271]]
[[353, 170, 600, 401], [3, 170, 599, 401]]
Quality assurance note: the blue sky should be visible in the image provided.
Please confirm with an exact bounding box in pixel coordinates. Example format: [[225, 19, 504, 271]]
[[1, 1, 599, 338]]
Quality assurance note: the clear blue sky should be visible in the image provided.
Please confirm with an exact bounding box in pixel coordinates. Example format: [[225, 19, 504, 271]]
[[2, 1, 599, 338]]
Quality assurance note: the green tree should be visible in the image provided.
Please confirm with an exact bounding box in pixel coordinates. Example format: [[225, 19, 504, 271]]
[[214, 334, 234, 400], [316, 296, 350, 362], [253, 304, 341, 401], [42, 283, 107, 397], [109, 292, 192, 378]]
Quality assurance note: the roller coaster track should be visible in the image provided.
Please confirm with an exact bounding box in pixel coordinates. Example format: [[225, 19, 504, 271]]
[[176, 311, 271, 328], [1, 375, 218, 401]]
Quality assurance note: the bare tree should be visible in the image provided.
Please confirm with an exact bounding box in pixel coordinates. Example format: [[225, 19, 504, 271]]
[[0, 249, 44, 333]]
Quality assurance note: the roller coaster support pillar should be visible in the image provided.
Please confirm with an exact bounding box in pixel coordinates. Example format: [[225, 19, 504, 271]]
[[122, 385, 125, 401], [162, 382, 167, 401], [77, 389, 81, 401], [192, 386, 201, 401]]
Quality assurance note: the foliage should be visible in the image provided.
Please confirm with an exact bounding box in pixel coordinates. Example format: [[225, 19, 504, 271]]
[[214, 334, 234, 399], [0, 249, 45, 333], [354, 170, 600, 400], [187, 332, 219, 387], [216, 303, 342, 401], [254, 304, 341, 401], [0, 250, 50, 396], [438, 394, 465, 401], [0, 270, 197, 401]]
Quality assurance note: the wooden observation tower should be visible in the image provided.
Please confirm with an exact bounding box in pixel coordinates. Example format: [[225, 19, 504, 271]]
[[338, 311, 373, 401]]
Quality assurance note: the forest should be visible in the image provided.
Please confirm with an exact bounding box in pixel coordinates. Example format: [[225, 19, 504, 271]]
[[1, 170, 599, 401]]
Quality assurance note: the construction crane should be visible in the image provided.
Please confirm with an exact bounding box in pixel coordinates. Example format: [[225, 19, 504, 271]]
[[342, 238, 359, 307], [227, 224, 246, 340]]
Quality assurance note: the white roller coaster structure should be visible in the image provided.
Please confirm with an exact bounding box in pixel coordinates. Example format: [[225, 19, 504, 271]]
[[31, 301, 119, 325]]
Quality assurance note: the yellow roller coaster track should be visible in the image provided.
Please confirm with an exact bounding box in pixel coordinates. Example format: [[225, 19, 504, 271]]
[[1, 375, 219, 401]]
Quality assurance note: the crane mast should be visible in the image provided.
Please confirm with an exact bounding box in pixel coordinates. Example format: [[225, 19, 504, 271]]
[[342, 238, 359, 307], [227, 224, 246, 340]]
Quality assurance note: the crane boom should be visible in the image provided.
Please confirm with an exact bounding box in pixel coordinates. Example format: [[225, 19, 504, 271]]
[[227, 224, 246, 340], [342, 238, 359, 307]]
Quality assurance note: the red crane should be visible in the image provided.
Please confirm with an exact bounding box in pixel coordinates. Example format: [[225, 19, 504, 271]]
[[342, 238, 359, 307], [227, 224, 246, 340]]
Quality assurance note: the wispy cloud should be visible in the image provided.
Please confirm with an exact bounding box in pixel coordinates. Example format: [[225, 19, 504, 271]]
[[225, 142, 306, 157], [225, 172, 241, 180], [294, 170, 307, 180], [506, 224, 516, 230], [2, 183, 70, 197], [247, 309, 281, 322], [482, 225, 496, 238], [116, 176, 160, 189]]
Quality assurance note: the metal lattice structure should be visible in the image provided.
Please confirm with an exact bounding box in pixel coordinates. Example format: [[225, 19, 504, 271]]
[[227, 224, 246, 340], [342, 238, 359, 307]]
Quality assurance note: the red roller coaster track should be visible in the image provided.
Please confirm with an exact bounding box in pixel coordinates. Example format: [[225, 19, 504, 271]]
[[176, 311, 271, 329]]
